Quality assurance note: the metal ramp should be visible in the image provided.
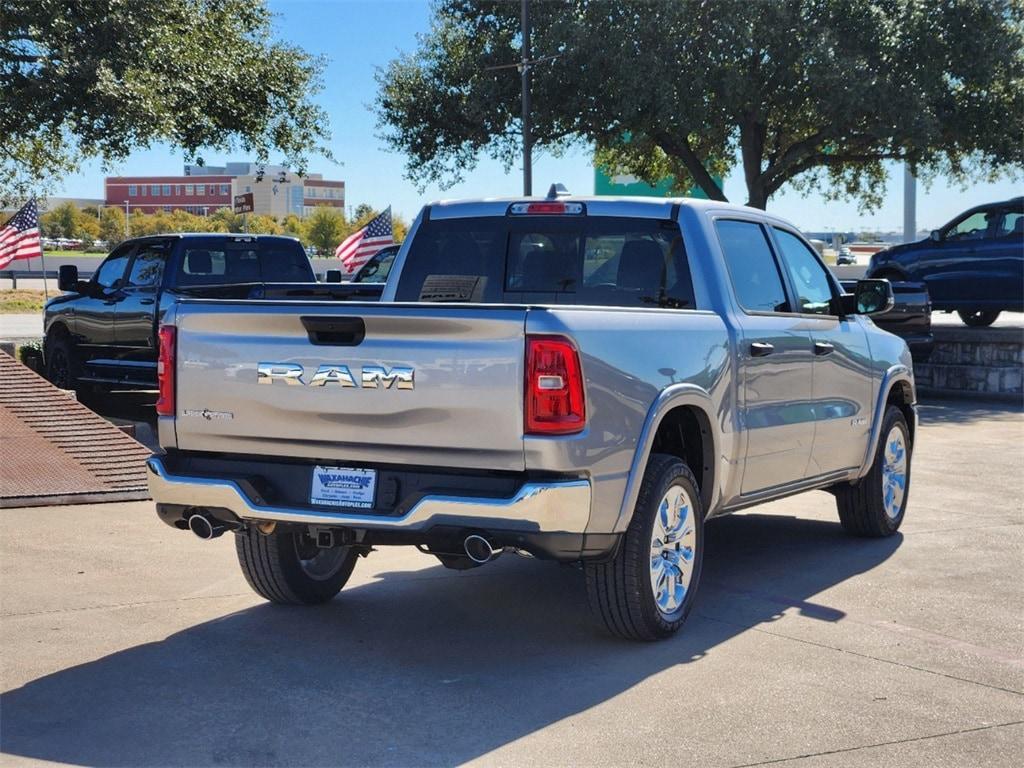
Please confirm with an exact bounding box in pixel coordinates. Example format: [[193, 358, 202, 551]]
[[0, 351, 151, 507]]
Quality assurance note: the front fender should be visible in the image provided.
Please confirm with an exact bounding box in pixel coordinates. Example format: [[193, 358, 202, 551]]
[[858, 364, 916, 478]]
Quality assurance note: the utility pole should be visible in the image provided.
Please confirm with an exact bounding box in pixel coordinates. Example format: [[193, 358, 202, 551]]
[[903, 163, 916, 243], [521, 0, 532, 196]]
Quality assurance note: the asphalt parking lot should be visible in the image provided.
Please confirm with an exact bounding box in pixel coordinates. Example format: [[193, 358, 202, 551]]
[[1, 399, 1022, 767]]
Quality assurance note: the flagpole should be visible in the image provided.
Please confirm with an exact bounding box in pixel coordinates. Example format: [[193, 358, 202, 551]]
[[37, 197, 48, 300]]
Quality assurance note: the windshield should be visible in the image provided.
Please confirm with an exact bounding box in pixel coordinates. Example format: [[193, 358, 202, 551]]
[[394, 216, 694, 308], [175, 238, 312, 286]]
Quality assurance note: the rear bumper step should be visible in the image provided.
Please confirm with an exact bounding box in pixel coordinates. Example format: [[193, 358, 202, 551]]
[[146, 456, 591, 533]]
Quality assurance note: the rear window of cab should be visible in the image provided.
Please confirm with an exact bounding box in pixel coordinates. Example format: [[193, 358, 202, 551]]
[[394, 216, 695, 309]]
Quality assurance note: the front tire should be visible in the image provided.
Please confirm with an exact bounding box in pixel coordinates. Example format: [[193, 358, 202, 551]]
[[235, 527, 358, 605], [958, 310, 1000, 327], [44, 334, 81, 392], [835, 406, 911, 537], [585, 454, 704, 641]]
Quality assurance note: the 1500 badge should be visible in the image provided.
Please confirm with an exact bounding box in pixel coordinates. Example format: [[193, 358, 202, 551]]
[[257, 362, 415, 390]]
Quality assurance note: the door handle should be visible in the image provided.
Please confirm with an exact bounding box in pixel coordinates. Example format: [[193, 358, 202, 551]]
[[139, 298, 155, 305], [813, 341, 835, 356], [749, 342, 774, 357]]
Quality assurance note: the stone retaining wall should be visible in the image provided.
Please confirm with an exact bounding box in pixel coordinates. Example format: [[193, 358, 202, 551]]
[[915, 326, 1023, 401]]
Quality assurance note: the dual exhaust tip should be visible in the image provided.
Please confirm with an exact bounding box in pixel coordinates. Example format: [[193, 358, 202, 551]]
[[463, 534, 500, 564], [188, 513, 502, 566], [187, 513, 228, 540]]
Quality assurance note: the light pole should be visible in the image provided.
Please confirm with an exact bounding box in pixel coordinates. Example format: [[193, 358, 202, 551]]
[[124, 200, 130, 238], [903, 163, 916, 244]]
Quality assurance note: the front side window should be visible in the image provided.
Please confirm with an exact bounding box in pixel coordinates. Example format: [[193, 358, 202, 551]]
[[353, 248, 397, 283], [395, 215, 694, 309], [127, 245, 167, 287], [715, 220, 789, 313], [773, 228, 835, 315], [95, 248, 131, 288], [946, 211, 992, 241]]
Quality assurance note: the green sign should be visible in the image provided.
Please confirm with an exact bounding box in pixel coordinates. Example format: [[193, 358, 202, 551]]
[[594, 166, 720, 199]]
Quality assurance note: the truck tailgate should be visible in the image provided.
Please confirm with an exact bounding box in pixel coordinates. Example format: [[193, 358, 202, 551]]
[[171, 302, 527, 471]]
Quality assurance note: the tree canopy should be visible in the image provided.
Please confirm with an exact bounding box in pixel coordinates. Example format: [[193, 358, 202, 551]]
[[376, 0, 1024, 209], [0, 0, 331, 204]]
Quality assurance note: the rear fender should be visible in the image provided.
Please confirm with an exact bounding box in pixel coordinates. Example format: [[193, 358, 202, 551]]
[[614, 383, 720, 533]]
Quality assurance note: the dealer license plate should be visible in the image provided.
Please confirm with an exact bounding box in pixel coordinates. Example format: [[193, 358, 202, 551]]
[[310, 466, 377, 508]]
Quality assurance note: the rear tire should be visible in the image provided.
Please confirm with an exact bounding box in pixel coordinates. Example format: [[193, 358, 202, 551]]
[[836, 406, 911, 537], [235, 527, 358, 605], [958, 310, 1000, 327], [585, 454, 704, 641]]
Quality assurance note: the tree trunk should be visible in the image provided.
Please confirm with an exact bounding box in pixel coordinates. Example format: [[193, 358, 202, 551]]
[[740, 118, 768, 209]]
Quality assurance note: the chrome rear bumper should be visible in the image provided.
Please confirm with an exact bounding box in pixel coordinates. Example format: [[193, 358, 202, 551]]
[[146, 456, 591, 533]]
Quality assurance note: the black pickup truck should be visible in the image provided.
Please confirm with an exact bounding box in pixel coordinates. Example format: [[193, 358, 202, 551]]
[[44, 234, 383, 392]]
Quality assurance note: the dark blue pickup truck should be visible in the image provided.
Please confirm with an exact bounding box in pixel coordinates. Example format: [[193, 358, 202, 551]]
[[868, 197, 1023, 326]]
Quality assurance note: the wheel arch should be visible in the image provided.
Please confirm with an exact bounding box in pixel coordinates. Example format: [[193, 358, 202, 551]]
[[858, 366, 916, 479], [615, 384, 720, 532]]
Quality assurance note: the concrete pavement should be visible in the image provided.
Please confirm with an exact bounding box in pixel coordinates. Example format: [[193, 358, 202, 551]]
[[1, 400, 1022, 766]]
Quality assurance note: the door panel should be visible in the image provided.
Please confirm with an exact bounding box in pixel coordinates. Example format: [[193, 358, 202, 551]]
[[737, 319, 815, 493], [802, 317, 873, 474], [769, 227, 873, 476], [115, 242, 169, 375], [76, 246, 133, 351], [714, 219, 815, 495]]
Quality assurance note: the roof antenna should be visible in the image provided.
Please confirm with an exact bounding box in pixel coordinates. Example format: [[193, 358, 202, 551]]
[[547, 183, 570, 199]]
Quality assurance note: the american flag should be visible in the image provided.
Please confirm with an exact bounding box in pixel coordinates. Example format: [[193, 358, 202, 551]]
[[336, 207, 394, 274], [0, 200, 42, 269]]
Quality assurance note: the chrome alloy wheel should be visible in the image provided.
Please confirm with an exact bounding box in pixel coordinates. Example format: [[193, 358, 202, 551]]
[[649, 484, 697, 616], [881, 426, 908, 519], [294, 535, 350, 581]]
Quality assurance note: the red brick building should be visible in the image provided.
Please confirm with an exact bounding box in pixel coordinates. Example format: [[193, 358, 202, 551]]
[[104, 163, 344, 218], [105, 175, 234, 215]]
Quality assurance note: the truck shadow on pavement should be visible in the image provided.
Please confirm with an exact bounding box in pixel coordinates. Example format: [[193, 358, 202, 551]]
[[1, 512, 901, 767]]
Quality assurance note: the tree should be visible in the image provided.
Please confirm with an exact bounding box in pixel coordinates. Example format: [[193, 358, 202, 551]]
[[98, 207, 126, 248], [1, 0, 331, 204], [305, 206, 346, 255], [376, 0, 1024, 210]]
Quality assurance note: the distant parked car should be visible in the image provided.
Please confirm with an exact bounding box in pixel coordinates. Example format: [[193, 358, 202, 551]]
[[350, 244, 399, 283], [836, 247, 856, 265], [868, 197, 1023, 327]]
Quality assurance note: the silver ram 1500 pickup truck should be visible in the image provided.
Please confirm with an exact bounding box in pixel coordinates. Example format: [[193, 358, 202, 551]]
[[148, 192, 916, 640]]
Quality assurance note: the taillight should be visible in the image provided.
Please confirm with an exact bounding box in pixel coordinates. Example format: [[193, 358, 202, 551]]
[[508, 202, 584, 215], [156, 325, 176, 417], [525, 335, 585, 435]]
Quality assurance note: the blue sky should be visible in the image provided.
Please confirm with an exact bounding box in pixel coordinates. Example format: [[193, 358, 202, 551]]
[[57, 0, 1020, 233]]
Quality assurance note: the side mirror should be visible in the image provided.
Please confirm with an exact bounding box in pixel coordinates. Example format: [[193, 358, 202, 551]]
[[58, 264, 79, 292], [324, 269, 343, 283], [929, 229, 941, 242], [837, 279, 895, 316]]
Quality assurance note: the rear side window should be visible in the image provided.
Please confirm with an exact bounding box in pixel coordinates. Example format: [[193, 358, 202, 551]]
[[176, 239, 312, 286], [715, 220, 790, 313], [395, 215, 694, 309]]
